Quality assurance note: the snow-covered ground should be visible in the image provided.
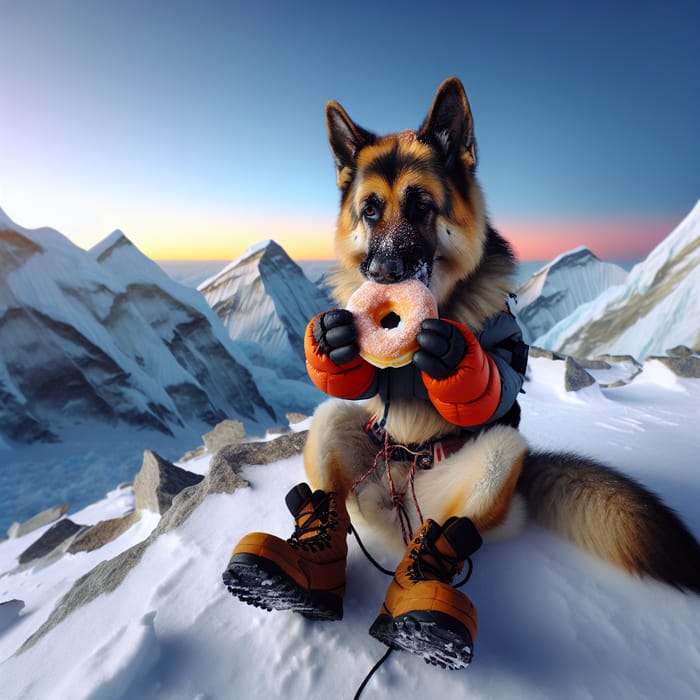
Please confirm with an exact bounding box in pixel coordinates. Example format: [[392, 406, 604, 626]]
[[1, 358, 699, 699]]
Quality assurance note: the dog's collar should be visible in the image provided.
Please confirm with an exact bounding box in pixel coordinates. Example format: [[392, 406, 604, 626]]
[[364, 415, 473, 469]]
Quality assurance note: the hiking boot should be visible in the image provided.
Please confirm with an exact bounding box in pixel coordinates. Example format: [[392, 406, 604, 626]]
[[369, 517, 482, 669], [222, 483, 350, 621]]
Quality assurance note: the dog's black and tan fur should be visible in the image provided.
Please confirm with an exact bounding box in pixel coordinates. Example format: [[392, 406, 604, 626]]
[[303, 78, 700, 593]]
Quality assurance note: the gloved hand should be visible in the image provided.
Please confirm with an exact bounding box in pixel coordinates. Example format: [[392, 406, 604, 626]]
[[312, 309, 359, 366], [413, 318, 467, 379]]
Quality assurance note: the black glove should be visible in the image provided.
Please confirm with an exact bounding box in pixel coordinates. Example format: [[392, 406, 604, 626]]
[[312, 309, 360, 366], [413, 318, 466, 380]]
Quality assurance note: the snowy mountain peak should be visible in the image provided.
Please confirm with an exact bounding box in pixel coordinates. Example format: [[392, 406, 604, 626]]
[[198, 239, 285, 290], [0, 205, 18, 229], [90, 229, 133, 262], [0, 224, 45, 271], [535, 199, 700, 359], [543, 245, 600, 270], [0, 208, 280, 445], [623, 198, 700, 296], [514, 246, 627, 345], [198, 239, 332, 404]]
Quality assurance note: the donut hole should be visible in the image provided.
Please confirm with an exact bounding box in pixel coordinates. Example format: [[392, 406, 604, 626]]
[[380, 311, 401, 329]]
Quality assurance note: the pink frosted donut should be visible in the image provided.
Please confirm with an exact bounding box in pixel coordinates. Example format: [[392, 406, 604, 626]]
[[346, 279, 438, 369]]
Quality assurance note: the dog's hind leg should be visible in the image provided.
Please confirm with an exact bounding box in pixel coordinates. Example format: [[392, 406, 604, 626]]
[[413, 424, 528, 538], [305, 398, 415, 550], [303, 398, 377, 494]]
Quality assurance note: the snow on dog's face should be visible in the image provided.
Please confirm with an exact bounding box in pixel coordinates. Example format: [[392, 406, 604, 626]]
[[326, 78, 488, 308]]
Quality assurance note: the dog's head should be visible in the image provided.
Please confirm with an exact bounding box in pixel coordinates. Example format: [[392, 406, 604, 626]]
[[326, 78, 487, 305]]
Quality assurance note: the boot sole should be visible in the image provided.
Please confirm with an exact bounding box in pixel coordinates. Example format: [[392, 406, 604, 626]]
[[223, 552, 343, 621], [369, 611, 473, 669]]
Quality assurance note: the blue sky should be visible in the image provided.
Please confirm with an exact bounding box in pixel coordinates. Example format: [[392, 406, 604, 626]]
[[1, 0, 698, 260]]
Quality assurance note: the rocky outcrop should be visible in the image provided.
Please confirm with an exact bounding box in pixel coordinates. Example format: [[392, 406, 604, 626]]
[[18, 519, 85, 565], [19, 429, 308, 653], [202, 419, 246, 454], [133, 450, 204, 514], [67, 512, 141, 554], [666, 345, 695, 357], [206, 430, 308, 496], [0, 599, 25, 633], [647, 352, 700, 378], [6, 503, 71, 539], [286, 412, 309, 426], [564, 357, 597, 392], [528, 346, 565, 361]]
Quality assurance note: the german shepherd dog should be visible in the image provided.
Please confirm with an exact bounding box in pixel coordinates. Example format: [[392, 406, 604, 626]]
[[225, 78, 700, 670]]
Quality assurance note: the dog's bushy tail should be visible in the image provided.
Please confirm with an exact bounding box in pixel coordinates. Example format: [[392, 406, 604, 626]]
[[517, 450, 700, 594]]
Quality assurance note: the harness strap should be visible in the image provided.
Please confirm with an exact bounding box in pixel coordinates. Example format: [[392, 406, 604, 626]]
[[356, 415, 475, 544], [364, 415, 473, 469]]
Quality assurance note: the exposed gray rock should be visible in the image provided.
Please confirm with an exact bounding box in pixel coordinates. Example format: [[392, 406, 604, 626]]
[[573, 357, 611, 370], [18, 519, 85, 565], [19, 430, 308, 653], [133, 450, 204, 514], [564, 356, 597, 392], [208, 431, 308, 492], [528, 346, 565, 361], [286, 412, 308, 425], [7, 503, 71, 539], [179, 444, 207, 462], [67, 512, 141, 554], [648, 354, 700, 378], [597, 353, 642, 366], [665, 345, 693, 358], [266, 425, 291, 436], [202, 419, 246, 453], [588, 354, 644, 387], [0, 599, 25, 633]]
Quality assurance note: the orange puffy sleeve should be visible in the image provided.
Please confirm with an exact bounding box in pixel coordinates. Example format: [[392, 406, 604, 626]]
[[304, 314, 377, 400], [420, 321, 502, 426]]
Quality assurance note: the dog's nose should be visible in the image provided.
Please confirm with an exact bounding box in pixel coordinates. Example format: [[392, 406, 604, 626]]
[[367, 255, 405, 283]]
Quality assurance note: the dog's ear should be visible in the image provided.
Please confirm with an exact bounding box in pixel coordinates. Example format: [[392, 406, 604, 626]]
[[419, 77, 476, 168], [326, 100, 374, 190]]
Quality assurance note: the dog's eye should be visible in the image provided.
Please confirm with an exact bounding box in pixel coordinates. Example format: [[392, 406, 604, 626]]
[[362, 203, 381, 222], [406, 198, 433, 221]]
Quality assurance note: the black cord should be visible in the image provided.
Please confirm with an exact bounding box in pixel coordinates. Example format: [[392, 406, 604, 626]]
[[453, 557, 473, 588], [350, 524, 395, 577], [353, 647, 394, 700]]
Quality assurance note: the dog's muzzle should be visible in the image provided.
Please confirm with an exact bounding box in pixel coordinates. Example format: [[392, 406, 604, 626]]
[[361, 252, 432, 286]]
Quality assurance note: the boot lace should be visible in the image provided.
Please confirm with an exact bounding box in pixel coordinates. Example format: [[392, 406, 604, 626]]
[[407, 530, 473, 588], [287, 494, 339, 553]]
